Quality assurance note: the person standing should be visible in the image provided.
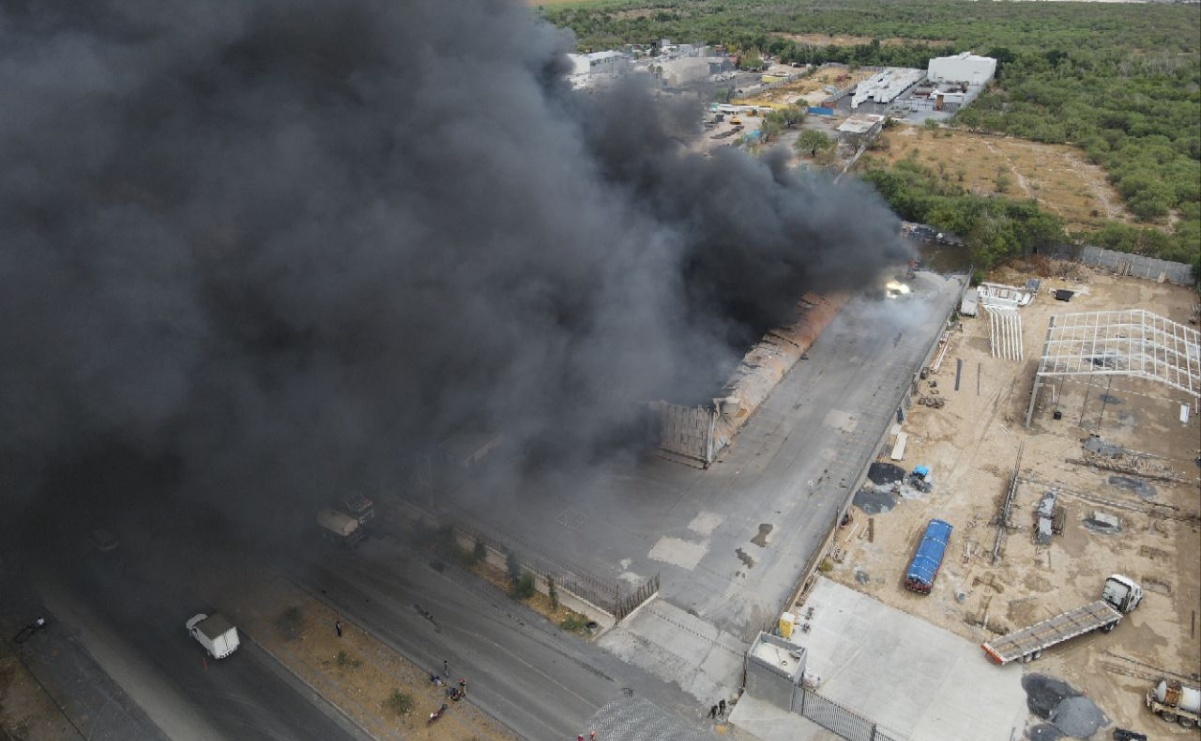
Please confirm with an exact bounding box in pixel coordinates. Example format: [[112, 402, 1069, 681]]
[[719, 698, 726, 717], [335, 620, 343, 637]]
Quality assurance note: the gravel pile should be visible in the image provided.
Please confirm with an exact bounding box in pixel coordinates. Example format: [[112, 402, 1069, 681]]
[[1022, 674, 1108, 740], [1024, 674, 1078, 718], [867, 462, 906, 486], [852, 487, 897, 514], [1050, 696, 1107, 738], [1027, 724, 1064, 741]]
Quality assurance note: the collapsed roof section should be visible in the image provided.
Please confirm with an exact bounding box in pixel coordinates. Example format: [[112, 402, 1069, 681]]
[[1033, 309, 1200, 400]]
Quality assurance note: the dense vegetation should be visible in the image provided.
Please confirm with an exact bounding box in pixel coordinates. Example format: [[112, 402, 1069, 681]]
[[542, 0, 1201, 275], [858, 156, 1066, 272]]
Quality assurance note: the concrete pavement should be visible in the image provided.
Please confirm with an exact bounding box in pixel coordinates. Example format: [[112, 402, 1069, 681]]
[[729, 577, 1028, 741], [447, 273, 965, 711]]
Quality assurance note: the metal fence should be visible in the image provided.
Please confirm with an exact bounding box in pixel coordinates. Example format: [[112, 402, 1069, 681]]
[[799, 686, 907, 741], [1080, 246, 1194, 286], [615, 573, 660, 621], [449, 518, 659, 622]]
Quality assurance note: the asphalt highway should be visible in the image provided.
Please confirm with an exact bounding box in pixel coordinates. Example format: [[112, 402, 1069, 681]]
[[292, 537, 709, 739], [32, 548, 368, 741]]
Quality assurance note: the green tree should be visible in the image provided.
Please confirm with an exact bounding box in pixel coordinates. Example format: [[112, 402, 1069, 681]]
[[739, 52, 764, 71], [760, 118, 783, 143], [796, 129, 834, 157], [765, 105, 806, 129]]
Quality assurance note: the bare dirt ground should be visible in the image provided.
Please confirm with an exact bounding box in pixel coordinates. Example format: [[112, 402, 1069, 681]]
[[0, 652, 76, 741], [870, 127, 1134, 231], [822, 262, 1201, 736]]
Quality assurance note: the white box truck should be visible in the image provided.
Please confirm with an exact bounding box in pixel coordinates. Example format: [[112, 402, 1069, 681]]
[[186, 613, 240, 659]]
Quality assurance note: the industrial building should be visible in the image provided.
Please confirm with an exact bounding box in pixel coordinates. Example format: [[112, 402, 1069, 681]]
[[568, 51, 629, 77], [836, 113, 885, 143], [927, 52, 997, 86], [895, 53, 997, 113], [849, 67, 925, 109], [658, 56, 735, 87]]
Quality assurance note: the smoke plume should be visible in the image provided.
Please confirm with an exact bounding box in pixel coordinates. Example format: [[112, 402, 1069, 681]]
[[0, 0, 910, 531]]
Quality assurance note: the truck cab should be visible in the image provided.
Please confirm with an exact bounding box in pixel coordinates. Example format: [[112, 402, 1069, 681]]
[[337, 491, 375, 525], [1102, 574, 1142, 614]]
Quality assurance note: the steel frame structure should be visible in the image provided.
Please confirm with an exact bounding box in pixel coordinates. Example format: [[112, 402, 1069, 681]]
[[1024, 309, 1200, 426]]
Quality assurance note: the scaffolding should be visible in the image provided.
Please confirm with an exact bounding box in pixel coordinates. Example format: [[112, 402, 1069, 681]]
[[1025, 309, 1201, 426]]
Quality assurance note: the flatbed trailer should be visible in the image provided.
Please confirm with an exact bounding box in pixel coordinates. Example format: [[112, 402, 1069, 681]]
[[982, 600, 1121, 665]]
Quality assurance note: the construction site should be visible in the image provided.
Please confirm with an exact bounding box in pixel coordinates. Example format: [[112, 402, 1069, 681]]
[[771, 258, 1201, 739]]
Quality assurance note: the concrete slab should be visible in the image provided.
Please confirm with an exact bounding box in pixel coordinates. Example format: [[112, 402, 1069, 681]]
[[600, 602, 747, 702], [728, 695, 838, 741], [648, 536, 709, 569], [795, 577, 1027, 741], [588, 695, 720, 740], [688, 511, 724, 536]]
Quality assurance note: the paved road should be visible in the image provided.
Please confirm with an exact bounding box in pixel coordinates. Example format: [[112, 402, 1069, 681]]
[[292, 537, 715, 739], [28, 549, 368, 741]]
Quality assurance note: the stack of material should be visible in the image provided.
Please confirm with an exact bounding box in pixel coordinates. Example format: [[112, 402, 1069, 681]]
[[984, 305, 1024, 361], [711, 292, 847, 451], [1035, 489, 1058, 545]]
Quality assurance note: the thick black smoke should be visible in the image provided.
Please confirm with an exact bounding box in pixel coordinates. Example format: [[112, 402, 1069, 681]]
[[0, 0, 910, 531]]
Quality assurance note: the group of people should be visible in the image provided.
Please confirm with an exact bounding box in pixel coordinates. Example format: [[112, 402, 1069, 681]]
[[427, 661, 468, 722], [428, 673, 467, 696], [707, 698, 728, 720]]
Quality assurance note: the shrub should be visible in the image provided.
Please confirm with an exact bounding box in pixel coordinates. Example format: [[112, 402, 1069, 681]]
[[274, 606, 304, 641], [514, 572, 537, 600], [382, 690, 413, 717], [560, 613, 591, 633], [336, 650, 361, 669], [472, 540, 488, 566]]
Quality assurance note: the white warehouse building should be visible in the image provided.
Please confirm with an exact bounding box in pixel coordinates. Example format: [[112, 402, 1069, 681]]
[[927, 52, 997, 85], [568, 51, 630, 77]]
